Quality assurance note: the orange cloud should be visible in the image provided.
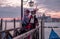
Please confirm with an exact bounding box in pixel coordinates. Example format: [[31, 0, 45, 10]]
[[37, 6, 60, 18], [46, 12, 60, 18], [0, 17, 21, 20]]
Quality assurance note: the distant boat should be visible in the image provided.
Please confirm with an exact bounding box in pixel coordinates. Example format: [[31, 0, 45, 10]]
[[49, 29, 60, 39]]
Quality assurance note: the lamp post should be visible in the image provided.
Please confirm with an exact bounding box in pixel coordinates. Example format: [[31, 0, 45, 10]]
[[21, 0, 29, 20], [21, 0, 23, 20]]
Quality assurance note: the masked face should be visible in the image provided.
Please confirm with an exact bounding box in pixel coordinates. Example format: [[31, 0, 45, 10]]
[[32, 14, 34, 17], [24, 9, 30, 16], [31, 14, 35, 17], [24, 12, 29, 16]]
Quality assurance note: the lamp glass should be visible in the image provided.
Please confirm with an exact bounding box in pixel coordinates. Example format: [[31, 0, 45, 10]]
[[23, 0, 28, 2]]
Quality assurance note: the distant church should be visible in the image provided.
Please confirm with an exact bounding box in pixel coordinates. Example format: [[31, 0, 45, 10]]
[[38, 13, 52, 22]]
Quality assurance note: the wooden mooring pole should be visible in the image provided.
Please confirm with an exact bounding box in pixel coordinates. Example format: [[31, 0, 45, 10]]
[[13, 18, 16, 37], [0, 18, 2, 30], [0, 18, 3, 39], [41, 19, 45, 39], [5, 20, 7, 30]]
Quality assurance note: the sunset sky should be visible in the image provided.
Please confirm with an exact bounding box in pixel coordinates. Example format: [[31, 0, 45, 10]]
[[0, 0, 60, 20]]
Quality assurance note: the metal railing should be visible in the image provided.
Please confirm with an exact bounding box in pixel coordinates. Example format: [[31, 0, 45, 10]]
[[0, 18, 39, 39], [13, 26, 40, 39]]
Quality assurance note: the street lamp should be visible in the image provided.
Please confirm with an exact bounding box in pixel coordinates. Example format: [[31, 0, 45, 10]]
[[21, 0, 27, 20], [23, 0, 28, 2], [21, 0, 23, 20]]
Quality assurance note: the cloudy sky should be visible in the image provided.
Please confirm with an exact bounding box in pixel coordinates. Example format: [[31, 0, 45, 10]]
[[0, 0, 60, 18], [36, 0, 60, 18]]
